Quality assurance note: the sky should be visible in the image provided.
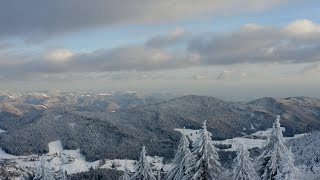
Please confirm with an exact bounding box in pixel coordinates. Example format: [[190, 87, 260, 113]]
[[0, 0, 320, 99]]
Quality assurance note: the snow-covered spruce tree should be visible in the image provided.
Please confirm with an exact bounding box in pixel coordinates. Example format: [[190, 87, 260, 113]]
[[157, 170, 161, 180], [55, 166, 67, 180], [257, 115, 297, 180], [130, 146, 157, 180], [275, 147, 298, 180], [182, 120, 223, 180], [119, 159, 131, 180], [33, 155, 55, 180], [232, 144, 259, 180], [166, 128, 191, 180]]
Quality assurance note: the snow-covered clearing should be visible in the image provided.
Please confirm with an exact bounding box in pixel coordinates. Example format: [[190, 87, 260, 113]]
[[175, 128, 307, 151], [0, 140, 166, 175], [0, 128, 308, 176]]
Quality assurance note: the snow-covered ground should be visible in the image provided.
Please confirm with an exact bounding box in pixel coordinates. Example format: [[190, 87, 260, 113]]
[[175, 128, 308, 151], [0, 140, 166, 175], [0, 128, 308, 177], [0, 129, 6, 133]]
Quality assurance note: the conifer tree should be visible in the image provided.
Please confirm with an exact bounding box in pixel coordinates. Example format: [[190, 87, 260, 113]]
[[257, 115, 297, 180], [157, 170, 161, 180], [130, 146, 156, 180], [119, 159, 131, 180], [33, 155, 55, 180], [55, 166, 67, 180], [232, 144, 259, 180], [182, 121, 223, 180], [166, 128, 191, 180], [275, 147, 297, 180]]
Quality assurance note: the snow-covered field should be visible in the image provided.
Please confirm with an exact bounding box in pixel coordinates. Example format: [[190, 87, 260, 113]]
[[0, 140, 166, 175], [175, 128, 307, 151], [0, 128, 308, 177]]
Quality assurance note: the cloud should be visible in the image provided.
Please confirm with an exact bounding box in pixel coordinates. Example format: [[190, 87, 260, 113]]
[[188, 19, 320, 65], [0, 0, 289, 39], [70, 46, 196, 71], [44, 49, 74, 62], [0, 46, 199, 80], [217, 70, 233, 80], [301, 64, 320, 74], [285, 19, 320, 36], [2, 19, 320, 81], [192, 74, 209, 80], [145, 27, 188, 48]]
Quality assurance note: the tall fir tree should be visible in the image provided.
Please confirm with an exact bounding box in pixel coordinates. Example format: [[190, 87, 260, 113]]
[[119, 159, 131, 180], [166, 128, 191, 180], [182, 120, 223, 180], [33, 155, 55, 180], [130, 146, 157, 180], [257, 115, 297, 180], [232, 144, 259, 180], [275, 147, 298, 180]]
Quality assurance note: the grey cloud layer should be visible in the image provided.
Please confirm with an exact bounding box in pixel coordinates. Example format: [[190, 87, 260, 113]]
[[0, 46, 196, 80], [1, 20, 320, 80], [145, 27, 188, 48], [0, 0, 288, 38], [188, 23, 320, 65]]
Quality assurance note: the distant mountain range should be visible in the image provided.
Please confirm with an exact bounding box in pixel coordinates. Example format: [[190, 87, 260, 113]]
[[0, 92, 320, 162], [0, 91, 177, 115]]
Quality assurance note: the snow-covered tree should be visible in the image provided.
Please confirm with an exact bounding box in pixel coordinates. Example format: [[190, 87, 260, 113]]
[[166, 128, 191, 180], [232, 144, 259, 180], [275, 147, 298, 180], [257, 115, 297, 180], [130, 146, 156, 180], [55, 166, 67, 180], [119, 159, 131, 180], [157, 170, 161, 180], [33, 155, 55, 180], [182, 120, 223, 180]]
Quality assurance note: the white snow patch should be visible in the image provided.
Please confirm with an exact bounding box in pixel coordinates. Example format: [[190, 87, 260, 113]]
[[175, 128, 201, 142], [8, 95, 16, 99], [99, 93, 112, 96], [175, 128, 308, 151], [213, 137, 266, 151], [0, 148, 36, 159], [285, 133, 309, 141], [48, 141, 64, 154], [1, 140, 166, 175], [0, 129, 6, 133], [40, 93, 50, 98], [0, 148, 19, 159]]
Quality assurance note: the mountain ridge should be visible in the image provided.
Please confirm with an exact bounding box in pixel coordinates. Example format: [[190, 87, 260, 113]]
[[0, 94, 320, 161]]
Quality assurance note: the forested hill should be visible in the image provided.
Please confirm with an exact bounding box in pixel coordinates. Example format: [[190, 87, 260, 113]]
[[0, 93, 320, 161]]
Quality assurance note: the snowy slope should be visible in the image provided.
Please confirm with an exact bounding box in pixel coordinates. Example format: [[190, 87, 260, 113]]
[[0, 140, 166, 176], [175, 128, 307, 151], [0, 128, 309, 178]]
